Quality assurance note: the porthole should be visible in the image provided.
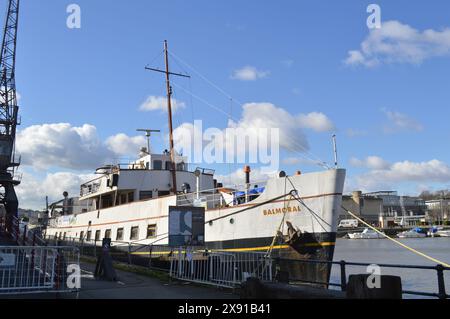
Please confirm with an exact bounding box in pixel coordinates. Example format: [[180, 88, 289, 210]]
[[209, 221, 213, 226], [230, 218, 235, 225]]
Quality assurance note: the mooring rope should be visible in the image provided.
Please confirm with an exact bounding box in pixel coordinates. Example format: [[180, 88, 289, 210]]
[[265, 195, 293, 258], [341, 206, 450, 268]]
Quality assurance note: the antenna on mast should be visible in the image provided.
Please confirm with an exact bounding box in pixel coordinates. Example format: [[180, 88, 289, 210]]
[[137, 129, 160, 155], [145, 40, 191, 194]]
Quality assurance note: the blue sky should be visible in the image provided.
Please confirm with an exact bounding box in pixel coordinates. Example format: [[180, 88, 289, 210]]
[[9, 0, 450, 208]]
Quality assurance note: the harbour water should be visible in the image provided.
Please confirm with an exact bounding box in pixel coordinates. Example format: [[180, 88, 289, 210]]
[[331, 238, 450, 298]]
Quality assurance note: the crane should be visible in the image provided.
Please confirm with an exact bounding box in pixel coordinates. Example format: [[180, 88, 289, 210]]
[[0, 0, 21, 233]]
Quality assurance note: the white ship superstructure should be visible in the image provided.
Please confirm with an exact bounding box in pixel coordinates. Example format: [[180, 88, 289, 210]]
[[45, 152, 345, 251]]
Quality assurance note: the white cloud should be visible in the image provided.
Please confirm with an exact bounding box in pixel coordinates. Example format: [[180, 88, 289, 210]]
[[139, 95, 185, 113], [173, 122, 204, 159], [350, 159, 450, 192], [298, 112, 335, 132], [231, 66, 270, 81], [173, 103, 335, 161], [16, 123, 111, 170], [106, 134, 147, 156], [345, 20, 450, 67], [228, 103, 309, 153], [17, 171, 95, 210], [350, 156, 391, 170], [382, 109, 424, 133], [16, 123, 146, 170]]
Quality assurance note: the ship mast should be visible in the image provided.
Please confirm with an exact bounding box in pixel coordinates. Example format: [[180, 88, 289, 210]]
[[145, 40, 190, 194]]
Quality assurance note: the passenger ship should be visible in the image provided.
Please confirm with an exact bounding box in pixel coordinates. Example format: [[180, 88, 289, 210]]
[[44, 42, 346, 284]]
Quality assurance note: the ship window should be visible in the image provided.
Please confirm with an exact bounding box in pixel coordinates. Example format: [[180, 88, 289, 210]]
[[128, 192, 134, 203], [153, 160, 162, 170], [105, 229, 112, 239], [80, 231, 84, 241], [102, 195, 113, 209], [140, 191, 153, 200], [120, 194, 127, 205], [86, 231, 92, 241], [95, 230, 101, 241], [63, 232, 67, 240], [176, 163, 185, 171], [147, 224, 157, 239], [54, 232, 58, 240], [116, 228, 124, 241], [130, 226, 139, 240]]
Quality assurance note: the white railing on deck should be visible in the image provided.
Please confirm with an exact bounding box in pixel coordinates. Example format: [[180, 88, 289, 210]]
[[176, 180, 268, 208]]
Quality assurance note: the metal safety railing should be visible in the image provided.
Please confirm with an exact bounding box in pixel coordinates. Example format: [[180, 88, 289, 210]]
[[272, 257, 450, 300], [39, 235, 449, 299], [44, 236, 273, 288], [0, 246, 80, 295], [169, 248, 272, 288]]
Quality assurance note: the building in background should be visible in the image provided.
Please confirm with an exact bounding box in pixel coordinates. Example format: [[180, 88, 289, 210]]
[[341, 191, 429, 228], [425, 199, 450, 224], [340, 191, 383, 226], [366, 191, 428, 227]]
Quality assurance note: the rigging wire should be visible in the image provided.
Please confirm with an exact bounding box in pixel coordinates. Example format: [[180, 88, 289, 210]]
[[145, 49, 166, 70], [167, 50, 331, 169], [171, 82, 329, 169]]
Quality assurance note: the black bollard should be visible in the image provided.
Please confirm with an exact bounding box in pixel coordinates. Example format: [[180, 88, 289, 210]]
[[346, 274, 402, 299]]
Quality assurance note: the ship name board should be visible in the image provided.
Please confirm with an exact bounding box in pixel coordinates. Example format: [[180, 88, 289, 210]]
[[263, 205, 301, 216]]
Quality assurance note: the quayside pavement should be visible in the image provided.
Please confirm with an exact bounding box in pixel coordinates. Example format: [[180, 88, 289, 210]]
[[3, 261, 239, 299]]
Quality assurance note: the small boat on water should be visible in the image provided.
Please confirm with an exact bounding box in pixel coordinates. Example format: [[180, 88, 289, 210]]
[[428, 227, 450, 237], [348, 228, 385, 239], [428, 226, 440, 237], [436, 230, 450, 237], [397, 228, 427, 239]]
